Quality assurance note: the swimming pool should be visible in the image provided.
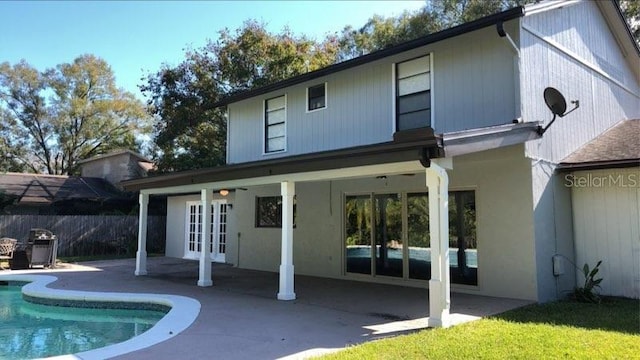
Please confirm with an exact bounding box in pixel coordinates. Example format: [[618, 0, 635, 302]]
[[1, 281, 165, 359], [0, 274, 201, 360]]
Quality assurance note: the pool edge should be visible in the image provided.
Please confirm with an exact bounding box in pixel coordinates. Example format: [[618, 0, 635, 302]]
[[0, 274, 201, 360]]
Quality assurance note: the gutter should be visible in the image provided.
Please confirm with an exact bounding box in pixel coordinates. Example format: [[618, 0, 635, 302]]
[[442, 122, 541, 157], [556, 159, 640, 172], [121, 136, 441, 192]]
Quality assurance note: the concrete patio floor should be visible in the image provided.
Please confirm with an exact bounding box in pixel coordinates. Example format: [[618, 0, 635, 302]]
[[5, 257, 531, 359]]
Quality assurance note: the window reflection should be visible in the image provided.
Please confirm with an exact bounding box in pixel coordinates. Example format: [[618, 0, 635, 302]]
[[345, 195, 372, 274], [345, 191, 477, 285]]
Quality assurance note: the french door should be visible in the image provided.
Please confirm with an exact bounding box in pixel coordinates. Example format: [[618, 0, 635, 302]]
[[185, 200, 228, 263]]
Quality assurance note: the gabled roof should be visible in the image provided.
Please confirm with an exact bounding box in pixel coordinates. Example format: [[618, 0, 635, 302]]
[[0, 173, 128, 205], [76, 149, 152, 165], [558, 119, 640, 170]]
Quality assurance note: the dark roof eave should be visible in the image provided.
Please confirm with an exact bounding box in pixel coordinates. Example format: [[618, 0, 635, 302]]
[[210, 6, 525, 108], [557, 159, 640, 172], [121, 136, 442, 191]]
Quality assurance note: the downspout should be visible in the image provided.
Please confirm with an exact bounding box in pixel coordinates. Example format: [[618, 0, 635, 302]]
[[497, 20, 522, 123]]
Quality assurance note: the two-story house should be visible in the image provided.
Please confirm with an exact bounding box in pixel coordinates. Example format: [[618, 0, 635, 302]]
[[123, 0, 639, 327]]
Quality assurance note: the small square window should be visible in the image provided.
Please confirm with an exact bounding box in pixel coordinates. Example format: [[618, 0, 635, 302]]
[[307, 83, 326, 111], [255, 196, 297, 228]]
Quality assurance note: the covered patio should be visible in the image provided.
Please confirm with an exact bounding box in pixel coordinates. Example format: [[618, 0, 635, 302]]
[[123, 122, 540, 329], [21, 257, 531, 359]]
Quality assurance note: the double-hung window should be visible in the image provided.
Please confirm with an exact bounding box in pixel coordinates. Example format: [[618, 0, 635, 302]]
[[265, 95, 286, 153], [396, 55, 431, 131]]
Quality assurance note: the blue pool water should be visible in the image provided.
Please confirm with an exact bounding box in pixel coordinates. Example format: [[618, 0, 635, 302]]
[[347, 246, 478, 268], [0, 282, 166, 360]]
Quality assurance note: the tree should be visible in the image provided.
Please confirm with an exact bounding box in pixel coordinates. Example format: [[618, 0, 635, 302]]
[[147, 0, 638, 173], [0, 55, 150, 175], [142, 21, 338, 173], [336, 0, 523, 60], [620, 0, 640, 44]]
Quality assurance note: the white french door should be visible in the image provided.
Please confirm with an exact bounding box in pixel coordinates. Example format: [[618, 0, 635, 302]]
[[184, 200, 228, 262]]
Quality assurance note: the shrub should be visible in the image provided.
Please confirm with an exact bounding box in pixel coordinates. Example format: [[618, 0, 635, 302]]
[[573, 260, 603, 303]]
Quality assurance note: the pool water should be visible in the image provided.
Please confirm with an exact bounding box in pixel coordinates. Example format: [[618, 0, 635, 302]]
[[0, 282, 167, 360]]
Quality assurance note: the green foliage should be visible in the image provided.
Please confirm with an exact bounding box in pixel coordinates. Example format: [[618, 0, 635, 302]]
[[0, 190, 18, 212], [144, 4, 526, 172], [215, 20, 338, 93], [144, 0, 637, 171], [322, 298, 639, 360], [345, 196, 372, 246], [335, 0, 523, 60], [620, 0, 640, 44], [142, 21, 339, 173], [0, 55, 150, 175], [573, 260, 604, 304]]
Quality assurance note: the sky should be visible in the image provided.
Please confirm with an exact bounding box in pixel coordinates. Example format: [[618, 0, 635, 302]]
[[0, 1, 426, 101]]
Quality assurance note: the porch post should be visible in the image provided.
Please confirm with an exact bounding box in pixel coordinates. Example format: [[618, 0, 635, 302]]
[[278, 181, 296, 300], [426, 160, 451, 328], [135, 193, 149, 276], [198, 188, 213, 287]]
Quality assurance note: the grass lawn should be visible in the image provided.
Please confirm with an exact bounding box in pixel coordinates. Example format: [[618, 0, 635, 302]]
[[321, 297, 640, 359]]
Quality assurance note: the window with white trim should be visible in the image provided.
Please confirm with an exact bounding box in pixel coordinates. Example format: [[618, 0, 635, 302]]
[[396, 55, 431, 131], [307, 83, 326, 111], [265, 95, 286, 153]]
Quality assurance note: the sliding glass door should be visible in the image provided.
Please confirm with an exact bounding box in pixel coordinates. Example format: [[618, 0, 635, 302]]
[[345, 195, 372, 275], [345, 191, 477, 285], [374, 193, 403, 278]]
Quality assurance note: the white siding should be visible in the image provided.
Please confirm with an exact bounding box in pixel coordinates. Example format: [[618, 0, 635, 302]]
[[227, 24, 519, 164], [521, 1, 640, 163], [571, 168, 640, 299], [521, 1, 640, 302]]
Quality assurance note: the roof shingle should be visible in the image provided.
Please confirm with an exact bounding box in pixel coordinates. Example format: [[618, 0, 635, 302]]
[[559, 119, 640, 170]]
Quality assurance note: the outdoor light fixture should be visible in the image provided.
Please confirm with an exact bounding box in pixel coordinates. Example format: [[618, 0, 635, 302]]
[[537, 87, 580, 135], [219, 189, 230, 196]]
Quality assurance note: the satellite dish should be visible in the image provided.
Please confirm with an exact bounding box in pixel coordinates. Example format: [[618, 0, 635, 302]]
[[538, 87, 580, 135], [544, 87, 567, 117]]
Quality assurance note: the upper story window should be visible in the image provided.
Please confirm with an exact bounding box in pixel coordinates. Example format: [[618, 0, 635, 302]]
[[265, 95, 286, 153], [396, 55, 431, 131], [307, 83, 326, 112]]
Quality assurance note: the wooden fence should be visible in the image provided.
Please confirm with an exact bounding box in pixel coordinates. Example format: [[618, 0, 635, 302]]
[[0, 215, 166, 257]]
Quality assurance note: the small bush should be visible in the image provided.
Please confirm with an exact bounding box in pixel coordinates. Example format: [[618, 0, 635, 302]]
[[573, 260, 603, 303]]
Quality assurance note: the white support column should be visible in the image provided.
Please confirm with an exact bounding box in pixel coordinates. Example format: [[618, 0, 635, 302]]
[[278, 181, 296, 300], [198, 188, 214, 287], [426, 160, 451, 328], [135, 193, 149, 276]]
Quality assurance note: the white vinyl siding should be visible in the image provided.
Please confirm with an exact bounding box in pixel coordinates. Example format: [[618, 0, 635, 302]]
[[571, 168, 640, 299], [265, 95, 286, 153], [396, 55, 432, 131], [227, 25, 519, 164]]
